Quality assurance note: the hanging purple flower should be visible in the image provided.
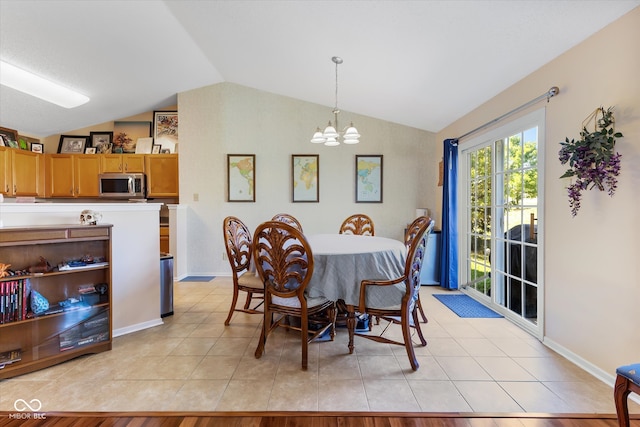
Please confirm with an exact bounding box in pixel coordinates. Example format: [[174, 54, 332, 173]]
[[558, 107, 623, 217]]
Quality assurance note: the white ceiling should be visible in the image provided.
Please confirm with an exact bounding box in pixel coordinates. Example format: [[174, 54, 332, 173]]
[[1, 1, 638, 138]]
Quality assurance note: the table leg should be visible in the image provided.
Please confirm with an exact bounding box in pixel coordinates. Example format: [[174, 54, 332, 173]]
[[347, 304, 356, 354]]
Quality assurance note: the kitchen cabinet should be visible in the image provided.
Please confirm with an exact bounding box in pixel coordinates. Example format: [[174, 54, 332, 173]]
[[160, 225, 170, 253], [46, 154, 102, 198], [145, 154, 179, 198], [0, 146, 44, 197], [0, 224, 113, 379], [101, 154, 145, 173]]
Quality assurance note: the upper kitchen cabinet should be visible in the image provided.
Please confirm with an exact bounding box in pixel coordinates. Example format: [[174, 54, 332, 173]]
[[145, 154, 179, 198], [46, 154, 101, 198], [0, 146, 44, 197], [101, 154, 145, 173]]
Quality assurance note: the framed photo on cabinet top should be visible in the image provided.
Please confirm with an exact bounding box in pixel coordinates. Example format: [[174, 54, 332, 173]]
[[227, 154, 255, 202], [153, 111, 178, 151], [292, 154, 319, 203], [113, 121, 151, 153], [0, 127, 18, 147], [58, 135, 89, 154], [31, 142, 44, 153], [90, 131, 113, 153], [355, 155, 383, 203]]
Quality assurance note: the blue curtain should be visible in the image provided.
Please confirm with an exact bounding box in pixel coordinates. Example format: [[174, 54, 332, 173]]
[[439, 138, 458, 290]]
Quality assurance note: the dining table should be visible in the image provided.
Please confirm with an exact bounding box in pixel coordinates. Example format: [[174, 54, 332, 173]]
[[306, 233, 407, 353]]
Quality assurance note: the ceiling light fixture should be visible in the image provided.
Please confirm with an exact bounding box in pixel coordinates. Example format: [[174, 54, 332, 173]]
[[0, 60, 90, 108], [311, 56, 360, 146]]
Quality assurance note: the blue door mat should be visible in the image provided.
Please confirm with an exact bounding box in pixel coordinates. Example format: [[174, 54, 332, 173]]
[[433, 294, 503, 318], [179, 276, 215, 282]]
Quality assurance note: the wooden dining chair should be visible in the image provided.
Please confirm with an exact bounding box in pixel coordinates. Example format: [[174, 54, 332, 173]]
[[339, 214, 375, 236], [271, 213, 304, 233], [404, 216, 430, 323], [222, 216, 264, 325], [355, 216, 435, 370], [253, 221, 336, 370]]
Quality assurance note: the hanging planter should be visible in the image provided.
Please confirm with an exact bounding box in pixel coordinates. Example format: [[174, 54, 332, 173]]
[[558, 106, 623, 217]]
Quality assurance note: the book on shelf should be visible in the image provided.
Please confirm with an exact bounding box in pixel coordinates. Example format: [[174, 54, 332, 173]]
[[0, 279, 29, 324], [0, 349, 22, 368]]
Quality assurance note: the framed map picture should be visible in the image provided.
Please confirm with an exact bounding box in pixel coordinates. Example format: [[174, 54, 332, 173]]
[[356, 155, 383, 203], [227, 154, 255, 202], [292, 154, 319, 202]]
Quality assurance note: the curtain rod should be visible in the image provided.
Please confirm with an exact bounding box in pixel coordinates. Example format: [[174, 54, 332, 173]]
[[454, 86, 560, 143]]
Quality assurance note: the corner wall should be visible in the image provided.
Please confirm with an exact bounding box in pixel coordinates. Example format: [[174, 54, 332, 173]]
[[177, 82, 437, 276], [436, 7, 640, 379]]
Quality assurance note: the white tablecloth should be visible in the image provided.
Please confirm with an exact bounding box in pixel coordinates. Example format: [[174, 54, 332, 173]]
[[306, 234, 406, 307]]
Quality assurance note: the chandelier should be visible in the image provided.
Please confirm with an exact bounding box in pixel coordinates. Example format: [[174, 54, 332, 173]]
[[311, 56, 360, 146]]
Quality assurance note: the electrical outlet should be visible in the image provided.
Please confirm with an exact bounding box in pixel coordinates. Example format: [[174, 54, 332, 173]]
[[222, 252, 227, 261], [193, 193, 199, 202]]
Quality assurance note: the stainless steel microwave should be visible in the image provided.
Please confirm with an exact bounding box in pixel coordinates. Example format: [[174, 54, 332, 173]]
[[99, 173, 146, 199]]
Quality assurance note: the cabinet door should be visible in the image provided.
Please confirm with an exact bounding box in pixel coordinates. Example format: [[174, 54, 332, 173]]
[[101, 154, 125, 172], [75, 155, 102, 197], [145, 154, 179, 197], [122, 154, 145, 173], [46, 155, 75, 197], [0, 147, 10, 195], [12, 149, 41, 196]]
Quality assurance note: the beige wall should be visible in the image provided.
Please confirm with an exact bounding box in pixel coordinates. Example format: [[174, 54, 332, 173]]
[[177, 82, 437, 276], [436, 7, 640, 380]]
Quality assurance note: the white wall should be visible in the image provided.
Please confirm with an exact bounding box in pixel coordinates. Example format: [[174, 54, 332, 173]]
[[177, 82, 437, 276], [436, 7, 640, 380]]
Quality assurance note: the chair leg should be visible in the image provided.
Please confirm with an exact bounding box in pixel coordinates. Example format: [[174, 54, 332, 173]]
[[402, 309, 419, 371], [416, 293, 428, 323], [254, 308, 270, 359], [615, 374, 631, 427], [243, 291, 253, 310], [412, 309, 427, 346], [301, 314, 308, 370], [224, 285, 240, 326]]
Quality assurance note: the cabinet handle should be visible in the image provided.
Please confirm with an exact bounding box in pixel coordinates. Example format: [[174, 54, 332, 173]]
[[124, 163, 128, 171], [14, 184, 17, 193], [70, 188, 73, 195], [119, 164, 122, 171]]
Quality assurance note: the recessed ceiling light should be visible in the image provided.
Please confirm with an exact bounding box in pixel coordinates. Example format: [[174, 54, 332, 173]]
[[0, 60, 89, 108]]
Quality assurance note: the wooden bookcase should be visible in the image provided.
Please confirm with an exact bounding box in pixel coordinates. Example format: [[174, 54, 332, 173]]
[[0, 224, 112, 379]]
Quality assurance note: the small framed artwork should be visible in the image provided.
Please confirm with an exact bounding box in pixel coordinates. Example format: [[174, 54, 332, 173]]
[[227, 154, 255, 202], [58, 135, 89, 154], [0, 127, 18, 148], [356, 155, 383, 203], [161, 148, 171, 154], [84, 147, 97, 154], [153, 110, 178, 151], [31, 142, 44, 153], [151, 144, 161, 154], [292, 154, 319, 203], [89, 131, 113, 153]]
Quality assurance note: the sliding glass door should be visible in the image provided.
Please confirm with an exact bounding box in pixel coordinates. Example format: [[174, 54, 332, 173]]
[[459, 109, 544, 336]]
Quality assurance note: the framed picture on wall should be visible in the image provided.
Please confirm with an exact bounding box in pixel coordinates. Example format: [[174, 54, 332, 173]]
[[292, 154, 319, 203], [355, 155, 383, 203], [58, 135, 89, 154], [227, 154, 255, 202]]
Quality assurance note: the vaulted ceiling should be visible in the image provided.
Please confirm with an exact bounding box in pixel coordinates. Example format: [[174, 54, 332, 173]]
[[1, 1, 638, 137]]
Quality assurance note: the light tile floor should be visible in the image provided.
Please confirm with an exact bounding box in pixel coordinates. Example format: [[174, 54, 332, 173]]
[[1, 277, 638, 414]]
